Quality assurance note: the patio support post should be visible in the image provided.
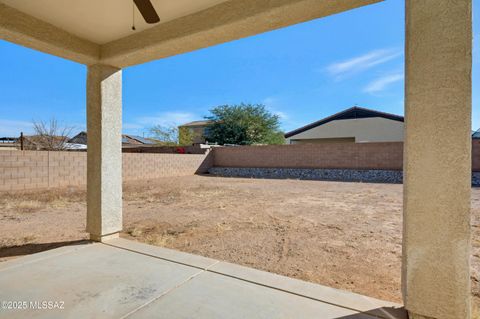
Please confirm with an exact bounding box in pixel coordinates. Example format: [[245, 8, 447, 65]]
[[86, 64, 123, 241], [403, 1, 472, 319]]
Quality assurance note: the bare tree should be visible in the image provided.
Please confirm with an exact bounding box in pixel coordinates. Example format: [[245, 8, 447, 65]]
[[30, 118, 74, 151], [149, 125, 179, 145]]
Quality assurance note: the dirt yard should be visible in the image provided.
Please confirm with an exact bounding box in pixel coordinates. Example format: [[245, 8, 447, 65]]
[[0, 175, 479, 306]]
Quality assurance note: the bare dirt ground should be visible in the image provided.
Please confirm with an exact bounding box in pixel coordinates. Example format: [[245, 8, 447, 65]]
[[0, 175, 479, 306]]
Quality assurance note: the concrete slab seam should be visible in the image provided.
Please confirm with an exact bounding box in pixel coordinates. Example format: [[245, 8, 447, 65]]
[[101, 242, 399, 319], [206, 269, 394, 319], [120, 260, 221, 319], [101, 241, 218, 270]]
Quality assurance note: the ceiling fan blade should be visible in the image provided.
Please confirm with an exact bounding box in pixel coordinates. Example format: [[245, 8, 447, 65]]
[[133, 0, 160, 24]]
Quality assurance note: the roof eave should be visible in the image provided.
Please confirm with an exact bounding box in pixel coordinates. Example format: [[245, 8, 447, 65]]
[[284, 106, 404, 138]]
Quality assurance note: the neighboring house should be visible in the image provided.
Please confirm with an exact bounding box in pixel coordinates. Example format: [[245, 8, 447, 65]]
[[473, 128, 480, 139], [69, 131, 87, 144], [22, 135, 71, 150], [0, 137, 18, 151], [65, 143, 87, 150], [284, 106, 405, 144], [69, 131, 157, 146], [121, 134, 157, 145], [178, 120, 214, 144]]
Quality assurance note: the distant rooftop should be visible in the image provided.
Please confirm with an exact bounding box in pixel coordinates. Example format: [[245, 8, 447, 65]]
[[124, 135, 157, 145], [284, 106, 404, 138], [473, 128, 480, 139], [69, 131, 157, 145], [179, 120, 214, 127]]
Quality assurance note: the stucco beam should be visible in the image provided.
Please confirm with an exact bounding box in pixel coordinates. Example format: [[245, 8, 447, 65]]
[[0, 3, 100, 65], [403, 0, 472, 318], [101, 0, 382, 68]]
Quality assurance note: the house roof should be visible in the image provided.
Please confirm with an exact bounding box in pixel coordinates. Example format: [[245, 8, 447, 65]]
[[69, 132, 157, 145], [473, 128, 480, 139], [69, 131, 87, 144], [179, 120, 214, 127], [24, 135, 68, 144], [123, 134, 157, 145], [284, 106, 404, 138]]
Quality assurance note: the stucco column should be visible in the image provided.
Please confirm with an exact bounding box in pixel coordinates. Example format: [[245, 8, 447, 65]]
[[86, 64, 123, 241], [403, 1, 472, 319]]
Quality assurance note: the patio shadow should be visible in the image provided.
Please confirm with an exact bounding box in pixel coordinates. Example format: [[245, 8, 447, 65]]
[[335, 306, 407, 319], [0, 240, 88, 259]]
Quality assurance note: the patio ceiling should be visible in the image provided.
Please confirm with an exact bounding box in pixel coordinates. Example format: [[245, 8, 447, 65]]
[[0, 0, 382, 68], [1, 0, 230, 44]]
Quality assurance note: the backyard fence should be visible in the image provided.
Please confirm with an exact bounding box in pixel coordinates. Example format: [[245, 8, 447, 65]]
[[0, 151, 212, 191], [0, 140, 478, 191], [212, 142, 405, 170], [210, 141, 480, 184], [213, 141, 480, 171]]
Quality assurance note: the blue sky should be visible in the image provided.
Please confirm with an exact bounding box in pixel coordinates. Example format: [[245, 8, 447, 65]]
[[0, 0, 478, 137]]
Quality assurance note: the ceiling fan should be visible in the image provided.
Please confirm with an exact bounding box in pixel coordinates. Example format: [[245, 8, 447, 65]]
[[133, 0, 160, 24]]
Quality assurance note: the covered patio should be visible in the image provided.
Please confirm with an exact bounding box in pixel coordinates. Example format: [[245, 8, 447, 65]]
[[0, 0, 473, 318], [0, 238, 405, 318]]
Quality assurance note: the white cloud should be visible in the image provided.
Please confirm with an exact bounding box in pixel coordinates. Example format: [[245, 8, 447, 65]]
[[0, 119, 34, 136], [123, 123, 144, 130], [262, 97, 277, 106], [274, 111, 289, 120], [262, 97, 289, 120], [326, 48, 402, 80], [136, 111, 198, 127], [363, 72, 404, 94]]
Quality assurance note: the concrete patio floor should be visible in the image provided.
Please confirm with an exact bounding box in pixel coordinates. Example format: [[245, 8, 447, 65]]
[[0, 238, 406, 319]]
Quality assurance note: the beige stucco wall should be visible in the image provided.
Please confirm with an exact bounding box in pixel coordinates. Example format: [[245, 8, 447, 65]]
[[86, 65, 123, 240], [286, 117, 404, 144], [403, 1, 472, 318], [0, 3, 99, 65]]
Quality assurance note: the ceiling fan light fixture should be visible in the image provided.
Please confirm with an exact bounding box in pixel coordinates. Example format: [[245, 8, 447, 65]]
[[133, 0, 160, 24]]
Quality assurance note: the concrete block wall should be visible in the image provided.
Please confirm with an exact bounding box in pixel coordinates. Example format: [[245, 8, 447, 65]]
[[213, 141, 480, 172], [212, 142, 404, 170], [0, 151, 90, 191], [0, 151, 212, 191], [122, 152, 212, 181], [49, 151, 87, 187], [1, 142, 477, 191]]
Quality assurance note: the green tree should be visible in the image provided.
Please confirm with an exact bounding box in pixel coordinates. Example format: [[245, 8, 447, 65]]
[[178, 126, 195, 146], [149, 125, 196, 146], [205, 103, 284, 145]]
